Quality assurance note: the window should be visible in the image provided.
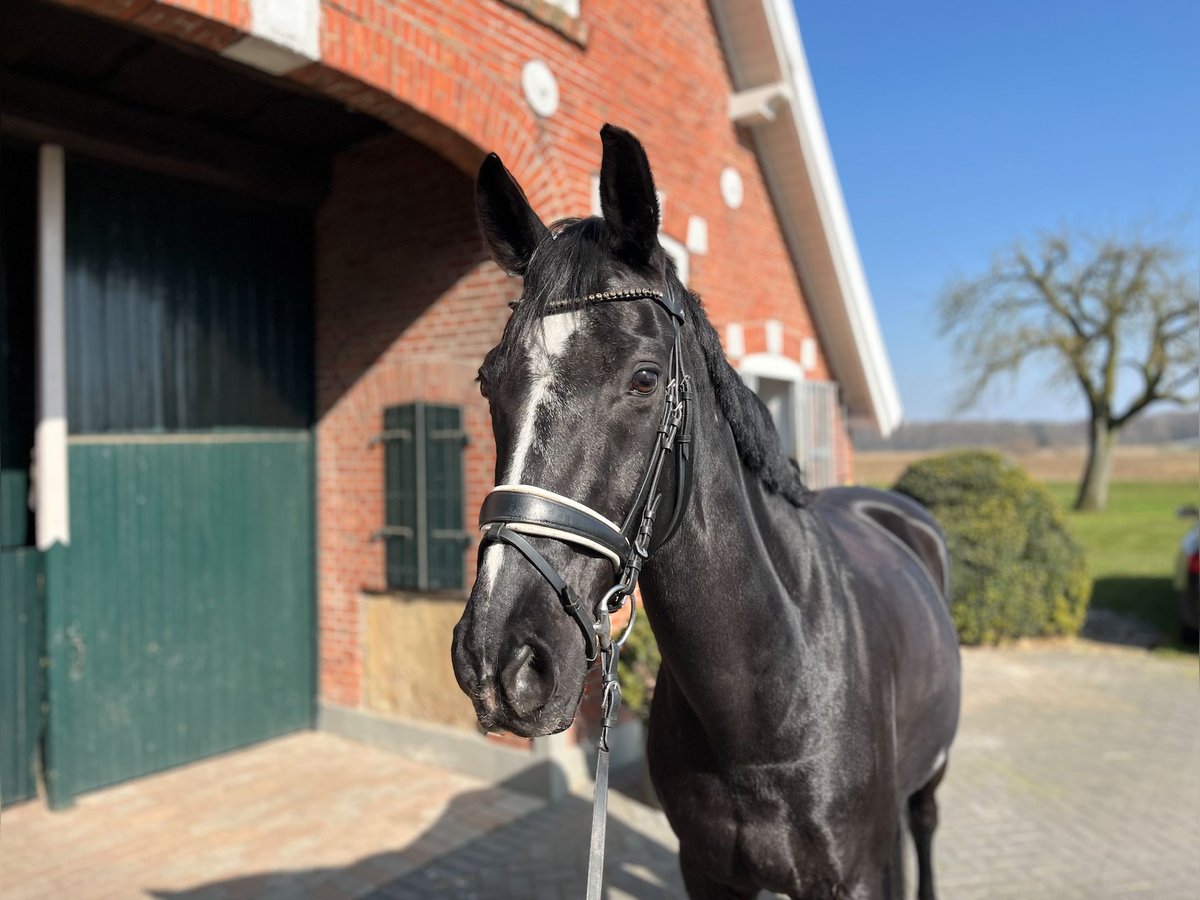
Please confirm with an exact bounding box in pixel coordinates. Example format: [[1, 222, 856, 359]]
[[755, 377, 796, 459], [65, 156, 313, 433], [380, 403, 469, 591], [658, 233, 690, 286], [794, 381, 839, 489], [543, 0, 579, 15], [498, 0, 587, 45], [739, 354, 841, 488]]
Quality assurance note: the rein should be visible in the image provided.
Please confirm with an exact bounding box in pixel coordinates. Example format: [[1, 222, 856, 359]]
[[477, 286, 694, 899]]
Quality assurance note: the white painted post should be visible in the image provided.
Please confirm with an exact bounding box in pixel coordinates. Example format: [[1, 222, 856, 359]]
[[36, 144, 69, 549]]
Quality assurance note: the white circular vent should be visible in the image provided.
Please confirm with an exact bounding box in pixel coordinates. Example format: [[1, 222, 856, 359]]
[[720, 167, 744, 210], [522, 60, 560, 118]]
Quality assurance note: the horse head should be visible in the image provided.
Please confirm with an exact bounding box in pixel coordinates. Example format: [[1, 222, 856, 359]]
[[451, 125, 687, 738]]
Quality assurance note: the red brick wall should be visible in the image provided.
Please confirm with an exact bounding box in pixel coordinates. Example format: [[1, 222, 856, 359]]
[[301, 0, 852, 708], [315, 133, 511, 706], [60, 0, 858, 708]]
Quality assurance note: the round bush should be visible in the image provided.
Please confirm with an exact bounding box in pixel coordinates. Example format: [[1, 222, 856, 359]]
[[892, 450, 1091, 645]]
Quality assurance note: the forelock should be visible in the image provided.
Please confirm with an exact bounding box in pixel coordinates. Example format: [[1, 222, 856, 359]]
[[480, 217, 614, 388]]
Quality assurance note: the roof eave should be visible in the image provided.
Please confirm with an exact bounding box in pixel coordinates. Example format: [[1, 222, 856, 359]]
[[712, 0, 903, 436]]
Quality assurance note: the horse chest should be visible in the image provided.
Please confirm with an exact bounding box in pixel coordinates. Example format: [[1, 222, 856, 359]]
[[651, 762, 846, 897]]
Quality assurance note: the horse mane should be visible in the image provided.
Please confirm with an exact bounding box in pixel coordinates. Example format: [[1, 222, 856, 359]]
[[479, 216, 813, 507], [664, 274, 814, 508]]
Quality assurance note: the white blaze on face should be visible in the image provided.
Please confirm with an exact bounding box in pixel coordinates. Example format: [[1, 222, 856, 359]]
[[480, 311, 583, 595]]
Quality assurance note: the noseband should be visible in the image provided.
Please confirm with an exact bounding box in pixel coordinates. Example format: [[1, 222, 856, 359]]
[[478, 286, 694, 664]]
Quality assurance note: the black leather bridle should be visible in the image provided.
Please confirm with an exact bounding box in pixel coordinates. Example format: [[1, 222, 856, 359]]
[[476, 286, 694, 899], [479, 286, 693, 662]]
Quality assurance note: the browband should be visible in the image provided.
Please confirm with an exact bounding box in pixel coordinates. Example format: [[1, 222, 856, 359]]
[[509, 288, 685, 323]]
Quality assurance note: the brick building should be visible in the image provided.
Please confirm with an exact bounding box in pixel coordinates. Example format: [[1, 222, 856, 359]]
[[1, 0, 899, 806]]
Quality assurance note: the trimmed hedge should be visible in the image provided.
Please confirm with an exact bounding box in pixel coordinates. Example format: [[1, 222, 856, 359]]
[[893, 450, 1091, 645]]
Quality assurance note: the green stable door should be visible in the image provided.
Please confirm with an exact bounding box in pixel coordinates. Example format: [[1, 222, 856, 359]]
[[43, 157, 317, 804], [1, 142, 42, 808]]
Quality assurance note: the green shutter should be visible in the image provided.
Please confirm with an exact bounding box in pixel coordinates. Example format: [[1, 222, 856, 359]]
[[425, 405, 466, 590], [384, 405, 418, 589], [383, 403, 466, 591]]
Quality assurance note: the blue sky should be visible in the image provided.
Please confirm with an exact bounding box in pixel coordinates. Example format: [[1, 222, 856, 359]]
[[795, 1, 1199, 421]]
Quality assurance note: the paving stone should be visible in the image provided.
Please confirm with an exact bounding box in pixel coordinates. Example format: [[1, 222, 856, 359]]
[[1, 642, 1195, 898]]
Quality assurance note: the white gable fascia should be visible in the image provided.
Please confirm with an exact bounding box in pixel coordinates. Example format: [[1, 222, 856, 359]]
[[710, 0, 902, 436]]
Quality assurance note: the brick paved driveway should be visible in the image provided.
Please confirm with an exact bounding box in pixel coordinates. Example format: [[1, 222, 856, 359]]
[[2, 642, 1196, 898], [935, 643, 1198, 899]]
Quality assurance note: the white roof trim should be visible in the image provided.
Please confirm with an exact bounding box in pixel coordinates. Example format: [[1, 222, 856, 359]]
[[710, 0, 903, 436]]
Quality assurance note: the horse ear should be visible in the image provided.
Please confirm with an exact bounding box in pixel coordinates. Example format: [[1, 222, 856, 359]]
[[598, 124, 660, 266], [476, 153, 549, 276]]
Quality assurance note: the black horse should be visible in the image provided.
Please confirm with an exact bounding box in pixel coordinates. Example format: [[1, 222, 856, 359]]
[[452, 125, 961, 900]]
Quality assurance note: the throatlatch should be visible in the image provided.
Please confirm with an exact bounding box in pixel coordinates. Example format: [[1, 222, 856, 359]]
[[476, 286, 694, 900]]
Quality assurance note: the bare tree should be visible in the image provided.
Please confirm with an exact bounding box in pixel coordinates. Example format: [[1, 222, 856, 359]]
[[939, 229, 1199, 511]]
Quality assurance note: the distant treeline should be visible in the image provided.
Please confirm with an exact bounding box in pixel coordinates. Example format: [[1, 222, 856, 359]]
[[854, 410, 1199, 452]]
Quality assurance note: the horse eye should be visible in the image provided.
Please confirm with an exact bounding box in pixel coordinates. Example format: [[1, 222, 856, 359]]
[[630, 369, 659, 394]]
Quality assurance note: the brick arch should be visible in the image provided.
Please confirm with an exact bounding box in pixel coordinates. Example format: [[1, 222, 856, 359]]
[[49, 0, 569, 218], [288, 54, 568, 220]]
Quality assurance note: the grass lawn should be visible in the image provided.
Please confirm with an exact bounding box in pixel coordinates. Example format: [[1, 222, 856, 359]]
[[1045, 481, 1198, 642]]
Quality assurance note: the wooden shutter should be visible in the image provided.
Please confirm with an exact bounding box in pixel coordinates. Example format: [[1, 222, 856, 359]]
[[383, 405, 418, 589], [424, 405, 467, 590], [383, 403, 466, 590]]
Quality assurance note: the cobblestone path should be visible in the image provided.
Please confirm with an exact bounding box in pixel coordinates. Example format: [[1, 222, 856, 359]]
[[2, 642, 1195, 898]]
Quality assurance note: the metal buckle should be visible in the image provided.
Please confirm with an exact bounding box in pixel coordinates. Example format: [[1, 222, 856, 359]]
[[598, 643, 622, 752]]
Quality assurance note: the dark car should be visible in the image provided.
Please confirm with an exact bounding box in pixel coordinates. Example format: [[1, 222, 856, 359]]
[[1174, 507, 1199, 645]]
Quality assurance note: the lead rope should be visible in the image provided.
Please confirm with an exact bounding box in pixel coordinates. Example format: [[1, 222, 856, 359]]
[[585, 637, 623, 900]]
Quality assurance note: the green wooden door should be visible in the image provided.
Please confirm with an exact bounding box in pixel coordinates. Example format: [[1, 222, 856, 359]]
[[44, 436, 314, 802], [1, 549, 41, 807], [42, 156, 316, 805]]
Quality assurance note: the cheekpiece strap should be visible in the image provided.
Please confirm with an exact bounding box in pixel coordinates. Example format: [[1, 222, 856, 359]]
[[479, 524, 600, 662]]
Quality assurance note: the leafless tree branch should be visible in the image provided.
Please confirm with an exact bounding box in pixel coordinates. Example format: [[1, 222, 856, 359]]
[[938, 227, 1199, 507]]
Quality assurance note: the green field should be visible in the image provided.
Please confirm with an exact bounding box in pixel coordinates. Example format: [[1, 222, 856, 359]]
[[1044, 481, 1198, 642]]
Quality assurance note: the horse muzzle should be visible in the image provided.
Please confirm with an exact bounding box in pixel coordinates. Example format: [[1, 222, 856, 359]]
[[451, 613, 581, 737]]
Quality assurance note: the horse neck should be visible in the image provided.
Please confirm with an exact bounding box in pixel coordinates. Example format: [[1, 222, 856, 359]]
[[637, 366, 848, 755]]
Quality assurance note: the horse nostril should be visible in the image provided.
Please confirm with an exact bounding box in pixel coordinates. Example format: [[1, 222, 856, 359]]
[[500, 643, 553, 717]]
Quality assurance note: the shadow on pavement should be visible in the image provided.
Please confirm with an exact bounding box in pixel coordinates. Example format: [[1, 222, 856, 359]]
[[1083, 576, 1194, 650], [148, 763, 685, 899]]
